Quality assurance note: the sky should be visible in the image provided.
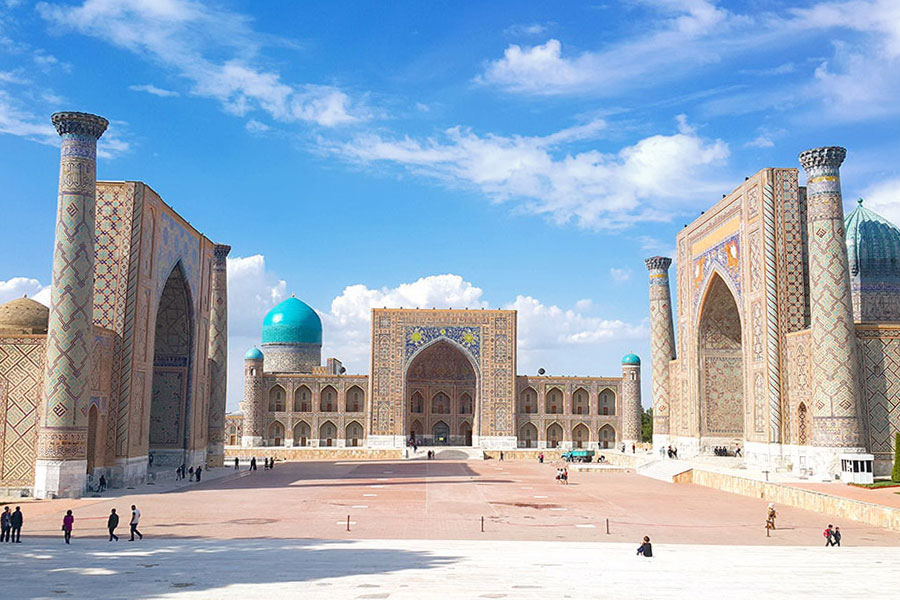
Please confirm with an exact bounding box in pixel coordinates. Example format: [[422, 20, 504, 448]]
[[1, 0, 900, 412]]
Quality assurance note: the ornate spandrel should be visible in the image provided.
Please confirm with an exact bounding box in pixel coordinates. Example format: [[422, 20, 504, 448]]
[[405, 325, 481, 361]]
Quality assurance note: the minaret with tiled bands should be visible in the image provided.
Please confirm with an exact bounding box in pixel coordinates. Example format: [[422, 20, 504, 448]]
[[206, 244, 231, 465], [645, 257, 676, 444], [34, 111, 108, 498], [621, 354, 643, 447], [798, 146, 864, 449]]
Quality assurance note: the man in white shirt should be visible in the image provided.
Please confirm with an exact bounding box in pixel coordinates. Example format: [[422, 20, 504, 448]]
[[129, 505, 143, 541]]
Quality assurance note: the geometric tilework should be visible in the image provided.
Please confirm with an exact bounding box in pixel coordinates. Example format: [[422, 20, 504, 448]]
[[0, 337, 45, 486]]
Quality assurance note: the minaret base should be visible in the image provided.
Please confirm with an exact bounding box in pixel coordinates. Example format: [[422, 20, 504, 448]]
[[33, 459, 86, 499]]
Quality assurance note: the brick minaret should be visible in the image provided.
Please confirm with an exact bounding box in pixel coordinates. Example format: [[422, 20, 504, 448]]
[[206, 244, 230, 465], [621, 356, 642, 448], [240, 349, 265, 447], [35, 112, 108, 498], [799, 147, 864, 449], [645, 257, 676, 442]]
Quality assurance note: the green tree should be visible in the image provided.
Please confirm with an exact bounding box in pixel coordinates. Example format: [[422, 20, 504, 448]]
[[641, 407, 653, 443], [893, 432, 900, 483]]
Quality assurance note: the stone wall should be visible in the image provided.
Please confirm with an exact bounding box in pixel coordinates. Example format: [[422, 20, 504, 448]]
[[225, 447, 402, 461]]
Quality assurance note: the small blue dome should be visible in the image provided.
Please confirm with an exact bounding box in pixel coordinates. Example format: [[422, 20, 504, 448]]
[[244, 347, 263, 360], [622, 353, 641, 365], [261, 297, 322, 345]]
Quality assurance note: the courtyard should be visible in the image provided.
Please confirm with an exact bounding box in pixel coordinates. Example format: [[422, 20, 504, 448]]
[[4, 459, 900, 598]]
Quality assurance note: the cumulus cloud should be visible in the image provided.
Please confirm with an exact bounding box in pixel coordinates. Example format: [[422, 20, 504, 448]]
[[38, 0, 364, 127], [610, 268, 632, 282], [860, 177, 900, 226], [325, 116, 729, 229], [0, 276, 50, 305], [129, 83, 180, 98]]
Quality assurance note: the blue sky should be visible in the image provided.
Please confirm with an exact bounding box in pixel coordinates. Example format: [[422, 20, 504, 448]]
[[1, 0, 899, 410]]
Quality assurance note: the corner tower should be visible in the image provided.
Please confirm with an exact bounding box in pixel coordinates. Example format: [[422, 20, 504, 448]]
[[34, 111, 108, 499], [621, 353, 643, 448], [240, 347, 265, 447], [798, 146, 864, 456], [645, 256, 676, 449]]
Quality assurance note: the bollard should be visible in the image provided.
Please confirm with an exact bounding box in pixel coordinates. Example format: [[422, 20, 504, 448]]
[[347, 514, 351, 532], [481, 516, 484, 533], [606, 518, 610, 535]]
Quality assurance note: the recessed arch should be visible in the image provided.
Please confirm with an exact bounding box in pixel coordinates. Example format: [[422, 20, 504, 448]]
[[598, 387, 616, 416], [320, 385, 337, 412], [459, 392, 473, 415], [345, 420, 364, 447], [519, 422, 538, 448], [432, 420, 450, 445], [572, 387, 589, 415], [545, 388, 563, 414], [572, 423, 590, 448], [346, 385, 365, 412], [268, 420, 284, 446], [459, 420, 473, 446], [546, 423, 563, 448], [431, 391, 450, 414], [86, 404, 99, 474], [797, 402, 809, 446], [410, 390, 424, 414], [598, 424, 616, 449], [319, 420, 337, 446], [409, 419, 424, 440], [294, 385, 312, 412], [293, 420, 310, 446], [268, 384, 285, 412], [519, 386, 537, 414]]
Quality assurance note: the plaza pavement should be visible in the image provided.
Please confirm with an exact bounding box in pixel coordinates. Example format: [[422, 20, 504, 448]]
[[5, 459, 900, 598]]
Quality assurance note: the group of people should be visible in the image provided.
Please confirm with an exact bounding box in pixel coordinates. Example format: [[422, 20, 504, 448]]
[[0, 506, 23, 542], [712, 445, 742, 457], [59, 505, 143, 545], [824, 524, 843, 546], [555, 467, 569, 485], [661, 445, 679, 459], [174, 464, 203, 482]]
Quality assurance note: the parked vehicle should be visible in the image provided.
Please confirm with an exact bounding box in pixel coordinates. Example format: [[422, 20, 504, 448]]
[[561, 449, 595, 463]]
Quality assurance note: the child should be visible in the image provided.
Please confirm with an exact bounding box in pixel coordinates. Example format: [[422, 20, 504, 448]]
[[637, 536, 652, 557]]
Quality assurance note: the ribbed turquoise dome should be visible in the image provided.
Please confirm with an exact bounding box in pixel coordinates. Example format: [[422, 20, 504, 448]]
[[244, 347, 263, 360], [622, 353, 641, 365], [845, 199, 900, 277], [261, 297, 322, 345]]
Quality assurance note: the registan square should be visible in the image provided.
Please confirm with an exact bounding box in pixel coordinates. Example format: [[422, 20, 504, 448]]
[[2, 2, 900, 599]]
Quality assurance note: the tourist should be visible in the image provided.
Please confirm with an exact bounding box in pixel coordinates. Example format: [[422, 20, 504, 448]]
[[824, 524, 834, 546], [500, 451, 504, 462], [667, 446, 673, 459], [672, 447, 678, 459], [735, 445, 742, 457], [1, 506, 10, 542], [98, 474, 107, 492], [234, 457, 239, 470], [108, 508, 119, 541], [10, 506, 22, 542], [250, 457, 257, 471], [637, 536, 653, 557], [632, 444, 635, 454], [196, 466, 202, 481], [561, 467, 569, 485], [62, 510, 74, 544], [833, 526, 842, 547], [659, 446, 665, 458], [555, 468, 562, 483], [130, 505, 143, 541], [766, 503, 777, 531], [538, 452, 544, 464], [264, 457, 269, 470], [621, 443, 626, 453], [189, 466, 195, 481], [269, 457, 274, 470]]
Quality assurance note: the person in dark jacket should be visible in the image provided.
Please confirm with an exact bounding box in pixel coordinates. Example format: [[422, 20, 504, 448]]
[[10, 506, 22, 543], [833, 526, 842, 547], [62, 510, 74, 544], [195, 466, 202, 481], [637, 536, 653, 557], [234, 457, 239, 470], [107, 508, 119, 541], [1, 506, 11, 542]]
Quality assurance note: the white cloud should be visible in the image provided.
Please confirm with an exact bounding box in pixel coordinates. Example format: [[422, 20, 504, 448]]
[[0, 89, 58, 145], [326, 116, 729, 229], [610, 268, 632, 282], [129, 83, 180, 98], [860, 177, 900, 226], [39, 0, 364, 127], [245, 119, 270, 134], [505, 23, 548, 36], [0, 276, 50, 305], [746, 135, 775, 148]]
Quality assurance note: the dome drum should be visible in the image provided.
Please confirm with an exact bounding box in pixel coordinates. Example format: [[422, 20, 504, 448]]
[[261, 342, 321, 374]]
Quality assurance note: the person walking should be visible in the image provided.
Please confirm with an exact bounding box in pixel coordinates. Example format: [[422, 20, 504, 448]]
[[765, 503, 777, 531], [62, 510, 74, 544], [637, 536, 653, 557], [195, 466, 202, 481], [10, 506, 22, 543], [129, 505, 143, 541], [499, 451, 504, 462], [234, 457, 239, 470], [250, 456, 257, 471], [188, 466, 195, 481], [98, 474, 106, 492], [269, 458, 274, 470], [833, 526, 842, 547], [1, 506, 11, 542], [107, 508, 119, 542], [539, 452, 544, 464], [824, 524, 834, 546], [632, 444, 636, 454]]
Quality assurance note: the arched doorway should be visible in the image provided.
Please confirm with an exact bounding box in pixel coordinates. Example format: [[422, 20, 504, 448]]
[[573, 388, 589, 415], [294, 385, 311, 412], [547, 423, 563, 448], [433, 420, 450, 445], [546, 388, 563, 414], [460, 421, 473, 446], [405, 340, 477, 446], [86, 405, 99, 474], [599, 424, 616, 449], [598, 388, 616, 415], [699, 274, 744, 439], [149, 263, 193, 468], [320, 386, 337, 412], [410, 419, 424, 442], [268, 421, 284, 446], [573, 423, 589, 448], [319, 421, 337, 447], [346, 421, 364, 446], [293, 421, 310, 446], [268, 385, 285, 411], [519, 387, 537, 413], [519, 423, 537, 448], [346, 385, 364, 412]]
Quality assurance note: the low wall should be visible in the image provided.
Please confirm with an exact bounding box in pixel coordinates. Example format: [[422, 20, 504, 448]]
[[679, 468, 900, 532], [225, 448, 402, 461]]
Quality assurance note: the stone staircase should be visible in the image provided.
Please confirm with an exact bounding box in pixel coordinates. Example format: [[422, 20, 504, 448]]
[[636, 459, 693, 483]]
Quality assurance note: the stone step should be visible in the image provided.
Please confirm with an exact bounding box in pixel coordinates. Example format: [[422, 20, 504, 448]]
[[406, 447, 485, 460], [636, 459, 693, 483]]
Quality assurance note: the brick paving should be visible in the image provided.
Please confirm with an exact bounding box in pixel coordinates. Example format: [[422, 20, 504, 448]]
[[9, 459, 900, 547]]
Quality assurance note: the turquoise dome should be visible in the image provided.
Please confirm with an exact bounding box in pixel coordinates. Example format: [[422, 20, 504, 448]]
[[244, 347, 263, 360], [622, 353, 641, 365], [845, 199, 900, 277], [261, 297, 322, 345]]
